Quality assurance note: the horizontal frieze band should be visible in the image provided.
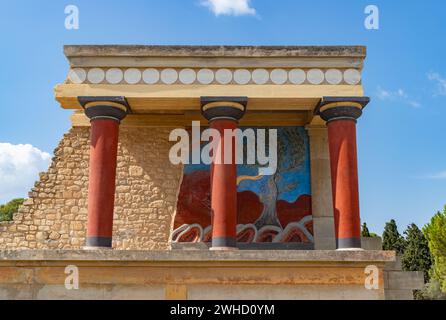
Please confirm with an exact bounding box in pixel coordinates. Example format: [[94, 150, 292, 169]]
[[67, 67, 361, 86]]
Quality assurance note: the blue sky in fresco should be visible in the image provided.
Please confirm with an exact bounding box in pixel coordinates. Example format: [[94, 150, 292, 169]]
[[0, 0, 445, 234]]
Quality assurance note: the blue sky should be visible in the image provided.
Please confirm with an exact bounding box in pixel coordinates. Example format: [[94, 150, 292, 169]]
[[0, 0, 445, 235]]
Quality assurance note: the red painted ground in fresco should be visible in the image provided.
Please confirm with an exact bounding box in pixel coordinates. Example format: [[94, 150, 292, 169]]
[[173, 170, 313, 243]]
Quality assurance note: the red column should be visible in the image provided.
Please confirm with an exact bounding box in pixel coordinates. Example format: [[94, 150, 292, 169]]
[[319, 97, 369, 249], [79, 97, 129, 248], [327, 120, 361, 249], [210, 119, 238, 249], [86, 119, 120, 248], [201, 97, 247, 250]]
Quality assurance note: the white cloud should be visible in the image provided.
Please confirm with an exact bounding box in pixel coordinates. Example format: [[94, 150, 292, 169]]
[[417, 170, 446, 180], [0, 143, 51, 204], [201, 0, 256, 16], [376, 86, 421, 108], [425, 171, 446, 180], [427, 72, 446, 96]]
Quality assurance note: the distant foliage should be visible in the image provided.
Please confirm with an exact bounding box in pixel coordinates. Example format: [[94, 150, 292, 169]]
[[361, 223, 371, 237], [361, 222, 379, 238], [418, 278, 446, 300], [423, 207, 446, 294], [0, 198, 25, 222], [401, 223, 432, 282], [382, 219, 406, 254]]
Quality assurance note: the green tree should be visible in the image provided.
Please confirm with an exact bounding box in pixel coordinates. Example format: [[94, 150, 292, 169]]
[[423, 206, 446, 293], [401, 223, 432, 282], [361, 222, 371, 237], [0, 198, 25, 222], [382, 219, 406, 254]]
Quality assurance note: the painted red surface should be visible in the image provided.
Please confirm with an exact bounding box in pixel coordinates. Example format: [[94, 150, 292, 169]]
[[276, 194, 312, 227], [175, 170, 212, 228], [174, 169, 313, 243], [87, 119, 120, 239], [209, 119, 238, 242], [327, 119, 361, 241]]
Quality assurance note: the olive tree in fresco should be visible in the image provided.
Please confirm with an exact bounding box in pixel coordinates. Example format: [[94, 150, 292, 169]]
[[240, 127, 307, 228]]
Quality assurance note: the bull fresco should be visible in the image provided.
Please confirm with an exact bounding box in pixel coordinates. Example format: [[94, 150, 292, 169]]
[[172, 126, 313, 244]]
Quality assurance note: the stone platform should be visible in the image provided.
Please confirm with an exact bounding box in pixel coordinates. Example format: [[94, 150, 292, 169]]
[[0, 250, 394, 300]]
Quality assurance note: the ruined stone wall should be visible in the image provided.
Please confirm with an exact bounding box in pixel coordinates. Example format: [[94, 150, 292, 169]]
[[0, 126, 183, 250]]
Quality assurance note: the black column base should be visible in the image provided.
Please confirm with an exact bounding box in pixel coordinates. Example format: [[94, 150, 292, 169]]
[[86, 236, 112, 248], [336, 237, 362, 250], [211, 236, 237, 249]]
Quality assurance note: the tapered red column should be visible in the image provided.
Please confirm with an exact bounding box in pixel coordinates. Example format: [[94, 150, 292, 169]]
[[79, 97, 129, 249], [201, 97, 247, 250], [319, 97, 370, 250]]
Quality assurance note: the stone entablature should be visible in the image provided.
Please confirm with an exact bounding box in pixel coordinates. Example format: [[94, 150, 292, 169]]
[[56, 45, 365, 114]]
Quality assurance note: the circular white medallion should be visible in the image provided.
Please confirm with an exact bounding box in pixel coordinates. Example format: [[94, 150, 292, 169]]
[[197, 69, 214, 85], [307, 69, 325, 85], [325, 69, 343, 85], [252, 69, 269, 85], [234, 69, 251, 85], [344, 69, 361, 85], [252, 69, 269, 84], [68, 68, 86, 84], [161, 69, 178, 84], [215, 69, 233, 84], [142, 68, 160, 84], [87, 68, 105, 84], [179, 69, 196, 84], [105, 68, 123, 84], [124, 68, 142, 84], [270, 69, 288, 85], [288, 69, 306, 85]]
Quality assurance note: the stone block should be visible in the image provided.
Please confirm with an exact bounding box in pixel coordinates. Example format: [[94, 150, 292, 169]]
[[361, 237, 382, 250], [386, 271, 425, 290], [385, 289, 415, 300], [313, 217, 335, 250]]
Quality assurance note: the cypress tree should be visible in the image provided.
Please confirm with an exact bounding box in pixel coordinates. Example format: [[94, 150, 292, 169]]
[[382, 219, 405, 254], [402, 223, 432, 282], [361, 222, 371, 237]]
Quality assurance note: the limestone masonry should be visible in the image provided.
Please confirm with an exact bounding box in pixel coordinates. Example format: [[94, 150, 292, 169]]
[[0, 127, 182, 250]]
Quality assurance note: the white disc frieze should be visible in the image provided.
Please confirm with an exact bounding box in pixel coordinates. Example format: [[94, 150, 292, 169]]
[[161, 68, 178, 84], [288, 69, 306, 85], [307, 69, 324, 85], [105, 68, 123, 84], [325, 69, 343, 85], [124, 68, 142, 84], [68, 68, 87, 84], [252, 69, 269, 85], [234, 69, 251, 85], [215, 69, 233, 84], [142, 68, 160, 84], [270, 69, 288, 85], [344, 69, 361, 85], [197, 69, 214, 85], [87, 68, 105, 84], [179, 69, 196, 85]]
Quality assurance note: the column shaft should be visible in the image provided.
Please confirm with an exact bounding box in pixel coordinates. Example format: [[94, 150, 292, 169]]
[[78, 96, 129, 249], [210, 119, 238, 248], [200, 96, 247, 250], [86, 119, 120, 247], [327, 119, 361, 249], [318, 96, 370, 250]]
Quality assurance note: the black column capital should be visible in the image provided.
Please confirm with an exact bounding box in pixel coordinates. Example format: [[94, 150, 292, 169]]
[[200, 96, 248, 122], [317, 96, 370, 123], [78, 96, 130, 123]]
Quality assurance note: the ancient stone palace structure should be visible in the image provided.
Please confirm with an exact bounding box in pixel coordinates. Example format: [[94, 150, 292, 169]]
[[0, 45, 424, 300]]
